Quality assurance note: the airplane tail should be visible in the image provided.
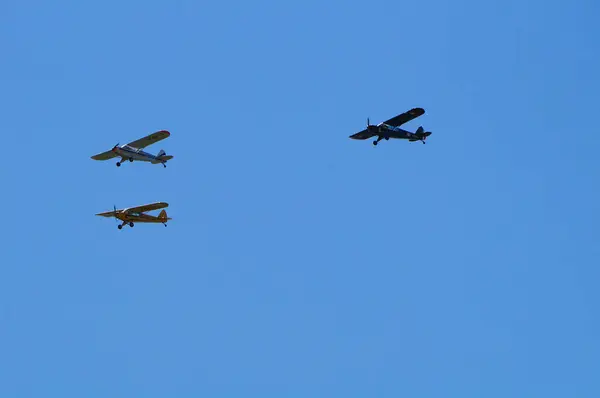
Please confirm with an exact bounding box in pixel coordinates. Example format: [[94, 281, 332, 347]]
[[152, 150, 174, 164], [158, 209, 171, 222], [415, 126, 432, 139]]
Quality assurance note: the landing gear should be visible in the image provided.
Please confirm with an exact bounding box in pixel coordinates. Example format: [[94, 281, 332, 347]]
[[163, 223, 167, 227], [373, 136, 384, 146], [118, 224, 123, 229], [116, 162, 121, 167], [129, 158, 134, 162], [129, 222, 134, 227], [162, 163, 166, 168]]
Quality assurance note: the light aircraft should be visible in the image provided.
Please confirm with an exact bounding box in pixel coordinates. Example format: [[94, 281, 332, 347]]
[[96, 202, 172, 229], [349, 107, 432, 146], [91, 130, 173, 167]]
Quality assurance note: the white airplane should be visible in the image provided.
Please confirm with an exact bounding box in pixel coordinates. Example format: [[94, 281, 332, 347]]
[[91, 130, 173, 168], [96, 202, 172, 229]]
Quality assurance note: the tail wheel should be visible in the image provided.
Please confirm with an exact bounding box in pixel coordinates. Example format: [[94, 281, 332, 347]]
[[129, 158, 133, 162]]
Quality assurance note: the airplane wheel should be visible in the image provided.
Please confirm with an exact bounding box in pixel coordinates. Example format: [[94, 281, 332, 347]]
[[116, 162, 121, 167], [118, 224, 123, 230], [129, 158, 133, 162], [385, 137, 389, 140], [129, 222, 134, 227], [373, 141, 378, 146]]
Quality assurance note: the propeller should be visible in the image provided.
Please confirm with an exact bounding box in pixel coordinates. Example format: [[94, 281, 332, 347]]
[[367, 117, 376, 134], [114, 205, 119, 223]]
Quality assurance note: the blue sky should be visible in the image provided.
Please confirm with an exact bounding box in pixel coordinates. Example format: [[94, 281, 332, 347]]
[[1, 0, 599, 396]]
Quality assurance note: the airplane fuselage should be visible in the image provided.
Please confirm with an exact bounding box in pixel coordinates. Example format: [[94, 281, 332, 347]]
[[113, 145, 160, 163], [369, 124, 431, 145], [115, 211, 163, 223], [371, 124, 415, 140]]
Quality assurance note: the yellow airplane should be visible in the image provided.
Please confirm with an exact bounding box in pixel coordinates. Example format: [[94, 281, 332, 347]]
[[96, 202, 172, 230]]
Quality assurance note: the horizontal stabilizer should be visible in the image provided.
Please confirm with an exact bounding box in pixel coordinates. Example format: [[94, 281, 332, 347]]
[[151, 154, 173, 164]]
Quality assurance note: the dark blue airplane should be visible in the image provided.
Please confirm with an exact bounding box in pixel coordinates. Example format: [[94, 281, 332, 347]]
[[349, 107, 431, 146]]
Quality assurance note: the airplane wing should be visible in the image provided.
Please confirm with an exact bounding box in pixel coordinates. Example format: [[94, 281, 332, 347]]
[[91, 150, 118, 161], [124, 202, 169, 214], [96, 210, 121, 217], [126, 130, 170, 149], [349, 129, 376, 140], [383, 108, 424, 127]]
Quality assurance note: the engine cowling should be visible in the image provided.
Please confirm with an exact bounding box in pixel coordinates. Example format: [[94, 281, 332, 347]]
[[367, 125, 379, 134]]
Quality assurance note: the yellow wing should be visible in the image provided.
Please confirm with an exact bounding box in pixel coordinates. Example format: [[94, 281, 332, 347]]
[[96, 209, 121, 217], [124, 202, 169, 214], [127, 130, 170, 149]]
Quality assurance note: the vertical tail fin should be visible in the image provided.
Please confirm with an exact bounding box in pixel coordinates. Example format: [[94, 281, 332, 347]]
[[158, 209, 168, 222], [416, 126, 431, 138], [152, 150, 173, 164]]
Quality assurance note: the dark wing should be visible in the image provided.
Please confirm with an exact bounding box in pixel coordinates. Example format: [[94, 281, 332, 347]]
[[127, 130, 170, 149], [96, 209, 121, 217], [349, 129, 376, 140], [91, 150, 118, 160], [125, 202, 169, 214], [383, 108, 424, 127]]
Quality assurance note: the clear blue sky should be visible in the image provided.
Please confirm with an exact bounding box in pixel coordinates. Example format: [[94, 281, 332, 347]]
[[1, 0, 599, 396]]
